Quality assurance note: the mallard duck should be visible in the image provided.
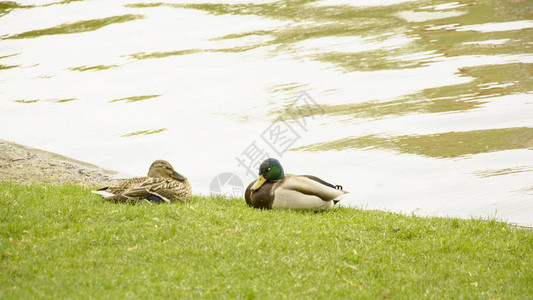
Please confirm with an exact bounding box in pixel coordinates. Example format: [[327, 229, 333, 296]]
[[93, 160, 191, 203], [244, 158, 347, 210]]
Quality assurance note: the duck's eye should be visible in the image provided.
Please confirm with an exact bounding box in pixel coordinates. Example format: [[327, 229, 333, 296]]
[[267, 167, 271, 171]]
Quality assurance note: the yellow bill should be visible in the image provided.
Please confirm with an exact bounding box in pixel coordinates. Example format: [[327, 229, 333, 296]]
[[251, 175, 267, 191]]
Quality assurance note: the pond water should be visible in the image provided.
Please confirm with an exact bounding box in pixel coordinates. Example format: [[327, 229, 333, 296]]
[[1, 0, 532, 226]]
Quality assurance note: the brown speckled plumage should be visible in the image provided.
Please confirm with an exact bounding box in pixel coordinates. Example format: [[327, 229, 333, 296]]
[[94, 160, 192, 203]]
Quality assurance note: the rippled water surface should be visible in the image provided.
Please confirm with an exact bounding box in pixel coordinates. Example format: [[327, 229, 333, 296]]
[[1, 0, 532, 225]]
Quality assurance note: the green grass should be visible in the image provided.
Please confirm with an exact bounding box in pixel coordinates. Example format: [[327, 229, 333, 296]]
[[1, 183, 532, 299]]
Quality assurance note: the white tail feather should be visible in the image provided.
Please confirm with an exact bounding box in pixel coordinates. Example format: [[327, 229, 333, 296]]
[[334, 192, 351, 202], [91, 190, 115, 198]]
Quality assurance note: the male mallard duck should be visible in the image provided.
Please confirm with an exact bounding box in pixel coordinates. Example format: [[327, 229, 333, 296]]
[[244, 158, 347, 210], [93, 160, 191, 203]]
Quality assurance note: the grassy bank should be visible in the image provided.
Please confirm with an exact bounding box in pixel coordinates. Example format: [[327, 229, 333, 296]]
[[1, 182, 532, 299]]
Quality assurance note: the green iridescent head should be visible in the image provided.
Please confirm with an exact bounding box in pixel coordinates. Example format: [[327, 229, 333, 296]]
[[251, 158, 285, 190]]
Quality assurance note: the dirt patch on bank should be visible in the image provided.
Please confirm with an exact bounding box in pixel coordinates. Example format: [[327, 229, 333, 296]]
[[0, 139, 119, 187]]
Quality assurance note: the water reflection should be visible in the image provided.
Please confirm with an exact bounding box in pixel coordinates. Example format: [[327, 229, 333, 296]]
[[0, 63, 18, 70], [14, 98, 78, 103], [3, 14, 144, 40], [293, 127, 533, 158], [0, 2, 27, 16], [472, 165, 533, 178], [70, 65, 119, 72], [109, 94, 161, 103], [128, 46, 260, 60], [121, 128, 168, 137], [0, 53, 19, 69], [127, 0, 532, 66], [273, 62, 532, 120]]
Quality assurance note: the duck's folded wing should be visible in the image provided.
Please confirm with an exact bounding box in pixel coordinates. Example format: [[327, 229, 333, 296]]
[[115, 178, 170, 202], [132, 178, 191, 203], [302, 175, 338, 189], [100, 177, 147, 194], [120, 186, 152, 198], [284, 175, 345, 202]]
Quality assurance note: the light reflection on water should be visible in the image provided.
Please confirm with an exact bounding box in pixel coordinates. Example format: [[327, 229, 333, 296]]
[[0, 0, 532, 225]]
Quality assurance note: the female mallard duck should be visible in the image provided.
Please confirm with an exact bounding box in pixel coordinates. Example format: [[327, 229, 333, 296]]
[[93, 160, 191, 203], [244, 158, 347, 210]]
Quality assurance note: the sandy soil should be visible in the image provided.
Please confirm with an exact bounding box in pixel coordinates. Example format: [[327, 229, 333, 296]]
[[0, 139, 119, 187]]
